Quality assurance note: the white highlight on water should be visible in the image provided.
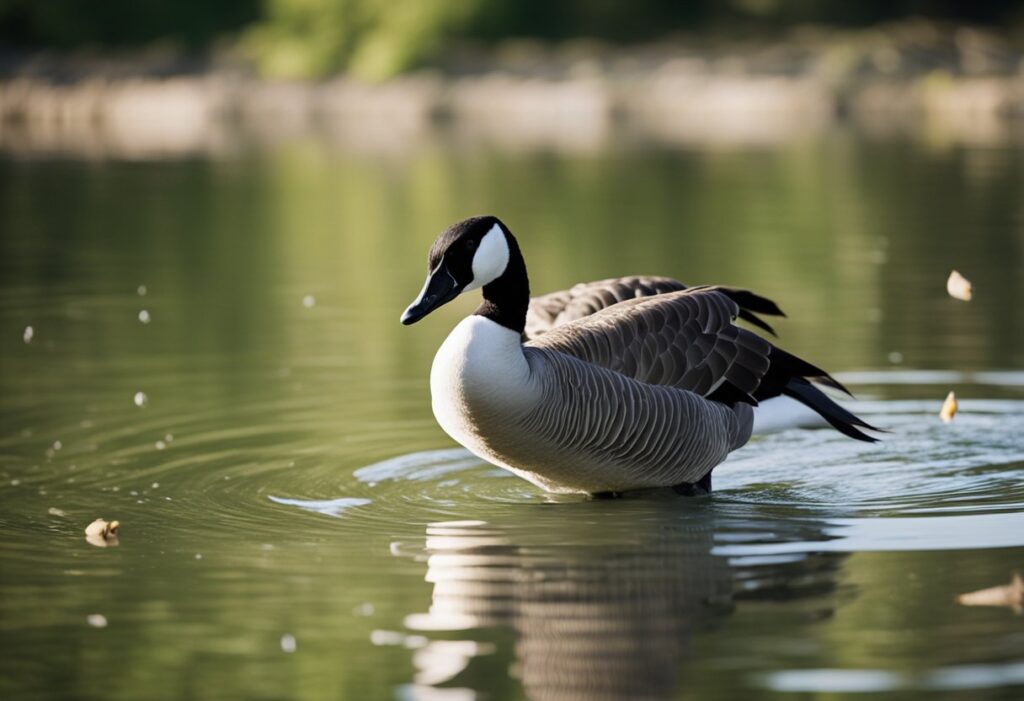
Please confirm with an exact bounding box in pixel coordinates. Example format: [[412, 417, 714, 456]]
[[268, 495, 372, 518], [133, 392, 148, 408], [138, 310, 151, 324], [751, 396, 826, 434]]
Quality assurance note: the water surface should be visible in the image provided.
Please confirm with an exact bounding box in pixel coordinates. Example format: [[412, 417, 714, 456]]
[[1, 128, 1023, 700]]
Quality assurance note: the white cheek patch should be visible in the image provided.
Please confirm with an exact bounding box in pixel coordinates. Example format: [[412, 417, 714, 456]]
[[464, 224, 509, 291]]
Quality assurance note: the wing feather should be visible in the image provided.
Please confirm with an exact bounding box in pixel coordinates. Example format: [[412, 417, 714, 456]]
[[526, 276, 785, 340], [525, 276, 686, 339], [527, 287, 774, 404]]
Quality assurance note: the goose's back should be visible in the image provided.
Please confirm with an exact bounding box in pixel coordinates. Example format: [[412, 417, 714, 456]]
[[525, 276, 686, 340]]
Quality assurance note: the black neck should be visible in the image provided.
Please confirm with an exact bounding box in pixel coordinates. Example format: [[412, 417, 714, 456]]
[[473, 235, 529, 334]]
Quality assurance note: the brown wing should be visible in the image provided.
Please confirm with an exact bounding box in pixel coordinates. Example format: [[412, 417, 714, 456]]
[[526, 276, 782, 341], [526, 287, 775, 404], [525, 276, 686, 340]]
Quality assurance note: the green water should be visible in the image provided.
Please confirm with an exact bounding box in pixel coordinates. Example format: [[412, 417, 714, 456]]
[[1, 129, 1023, 700]]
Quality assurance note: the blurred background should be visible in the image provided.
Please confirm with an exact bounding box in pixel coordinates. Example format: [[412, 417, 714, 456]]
[[2, 0, 1024, 155], [2, 3, 1024, 701]]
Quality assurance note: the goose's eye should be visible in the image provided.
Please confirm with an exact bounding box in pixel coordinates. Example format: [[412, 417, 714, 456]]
[[465, 239, 477, 251]]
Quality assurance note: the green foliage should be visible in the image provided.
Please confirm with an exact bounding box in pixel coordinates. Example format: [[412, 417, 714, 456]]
[[0, 0, 259, 49], [1, 0, 1022, 77], [231, 0, 1024, 79], [239, 0, 485, 80]]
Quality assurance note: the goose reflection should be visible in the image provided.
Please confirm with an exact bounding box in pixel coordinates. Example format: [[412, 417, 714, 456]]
[[397, 506, 843, 701]]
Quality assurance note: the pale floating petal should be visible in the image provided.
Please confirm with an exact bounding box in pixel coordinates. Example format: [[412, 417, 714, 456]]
[[84, 518, 120, 547], [957, 573, 1024, 614], [940, 391, 958, 423], [946, 270, 973, 301]]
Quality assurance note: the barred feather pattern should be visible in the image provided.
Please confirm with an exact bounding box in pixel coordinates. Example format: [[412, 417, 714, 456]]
[[497, 347, 752, 492]]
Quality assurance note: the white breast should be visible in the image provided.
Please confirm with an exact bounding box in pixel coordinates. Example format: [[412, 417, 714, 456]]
[[430, 316, 536, 454]]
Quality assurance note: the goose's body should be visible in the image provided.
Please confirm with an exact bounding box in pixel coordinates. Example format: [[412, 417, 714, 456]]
[[402, 216, 878, 496]]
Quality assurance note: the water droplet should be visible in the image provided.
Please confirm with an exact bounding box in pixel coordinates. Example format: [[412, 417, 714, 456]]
[[195, 553, 203, 560], [52, 440, 62, 451], [151, 482, 160, 489], [87, 614, 108, 628], [133, 392, 148, 408], [164, 433, 174, 442], [302, 295, 316, 308], [403, 635, 428, 649], [155, 440, 166, 450], [137, 285, 147, 296], [23, 326, 33, 343], [138, 310, 151, 324], [370, 630, 405, 646], [280, 634, 297, 653]]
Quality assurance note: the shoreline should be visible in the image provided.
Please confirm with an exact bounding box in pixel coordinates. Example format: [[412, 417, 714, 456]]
[[3, 22, 1024, 158]]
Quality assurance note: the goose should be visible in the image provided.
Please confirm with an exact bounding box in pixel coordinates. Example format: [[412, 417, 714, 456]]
[[401, 215, 878, 496]]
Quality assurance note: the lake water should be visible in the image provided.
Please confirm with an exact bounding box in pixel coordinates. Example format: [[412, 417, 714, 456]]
[[1, 127, 1023, 700]]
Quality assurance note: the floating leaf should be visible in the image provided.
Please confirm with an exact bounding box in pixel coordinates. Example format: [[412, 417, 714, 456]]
[[84, 518, 120, 547], [957, 573, 1023, 614], [940, 391, 958, 423]]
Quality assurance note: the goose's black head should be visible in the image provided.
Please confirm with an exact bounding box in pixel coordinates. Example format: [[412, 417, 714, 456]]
[[402, 215, 523, 327]]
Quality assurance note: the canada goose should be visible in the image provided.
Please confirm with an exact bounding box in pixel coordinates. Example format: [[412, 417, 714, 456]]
[[401, 215, 878, 496]]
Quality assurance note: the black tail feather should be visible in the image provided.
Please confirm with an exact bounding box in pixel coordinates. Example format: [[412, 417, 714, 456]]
[[764, 346, 853, 398], [783, 378, 881, 443], [701, 284, 882, 443], [737, 309, 778, 337], [688, 285, 787, 336], [717, 287, 786, 338], [718, 288, 787, 319]]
